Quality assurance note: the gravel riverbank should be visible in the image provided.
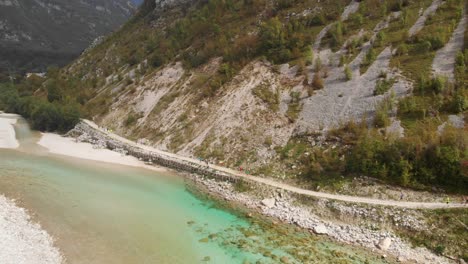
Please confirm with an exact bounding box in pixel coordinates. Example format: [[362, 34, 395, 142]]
[[0, 195, 63, 264]]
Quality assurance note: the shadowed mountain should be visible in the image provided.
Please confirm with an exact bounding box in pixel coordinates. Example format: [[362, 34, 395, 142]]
[[0, 0, 136, 74]]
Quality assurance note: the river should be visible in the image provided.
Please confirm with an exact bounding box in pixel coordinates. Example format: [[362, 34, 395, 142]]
[[0, 116, 391, 264]]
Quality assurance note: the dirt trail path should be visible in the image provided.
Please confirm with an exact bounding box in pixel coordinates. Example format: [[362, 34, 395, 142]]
[[432, 10, 467, 81], [83, 120, 467, 209]]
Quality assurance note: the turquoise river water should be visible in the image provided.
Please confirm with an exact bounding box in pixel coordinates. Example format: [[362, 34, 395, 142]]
[[0, 118, 392, 264]]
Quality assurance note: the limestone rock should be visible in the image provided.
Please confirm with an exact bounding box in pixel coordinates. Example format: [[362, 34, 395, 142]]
[[377, 237, 392, 251], [261, 198, 276, 208], [313, 224, 328, 235]]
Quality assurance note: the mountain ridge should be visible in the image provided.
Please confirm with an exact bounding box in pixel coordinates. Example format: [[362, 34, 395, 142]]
[[0, 0, 136, 75]]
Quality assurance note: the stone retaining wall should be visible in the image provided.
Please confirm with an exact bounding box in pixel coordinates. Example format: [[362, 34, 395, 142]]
[[67, 122, 239, 182]]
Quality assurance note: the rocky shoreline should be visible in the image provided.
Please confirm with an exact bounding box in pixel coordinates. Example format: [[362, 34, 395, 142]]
[[186, 174, 453, 264]]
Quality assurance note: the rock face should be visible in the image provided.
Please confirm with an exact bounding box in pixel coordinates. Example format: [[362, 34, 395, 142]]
[[0, 0, 135, 74]]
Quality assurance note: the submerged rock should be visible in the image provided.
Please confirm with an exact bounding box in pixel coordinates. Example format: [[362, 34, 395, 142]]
[[199, 237, 209, 243]]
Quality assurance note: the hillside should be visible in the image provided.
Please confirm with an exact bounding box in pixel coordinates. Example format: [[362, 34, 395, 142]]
[[3, 0, 468, 192], [0, 0, 136, 75]]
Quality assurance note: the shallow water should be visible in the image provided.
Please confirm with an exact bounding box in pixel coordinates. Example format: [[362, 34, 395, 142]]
[[0, 119, 392, 264]]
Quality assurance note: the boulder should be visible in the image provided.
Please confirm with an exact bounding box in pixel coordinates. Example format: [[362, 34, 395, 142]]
[[313, 224, 328, 235], [261, 198, 276, 208], [280, 256, 290, 263], [377, 237, 392, 251]]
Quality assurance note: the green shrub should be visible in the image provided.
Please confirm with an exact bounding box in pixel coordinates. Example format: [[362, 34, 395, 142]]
[[233, 180, 251, 192], [395, 44, 408, 56], [374, 99, 391, 128], [252, 84, 279, 111], [374, 78, 394, 95], [150, 53, 165, 68], [455, 51, 465, 66], [346, 124, 467, 191], [344, 65, 352, 81], [416, 75, 446, 95], [124, 114, 137, 127], [286, 91, 302, 121], [364, 48, 376, 66], [449, 91, 467, 113], [417, 41, 432, 53], [329, 21, 345, 49], [306, 14, 326, 26], [375, 32, 386, 47], [45, 79, 62, 103]]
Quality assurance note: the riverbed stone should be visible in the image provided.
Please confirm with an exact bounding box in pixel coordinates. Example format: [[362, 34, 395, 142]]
[[261, 198, 276, 208], [280, 256, 290, 263], [377, 237, 392, 251], [313, 224, 328, 235], [199, 237, 209, 243]]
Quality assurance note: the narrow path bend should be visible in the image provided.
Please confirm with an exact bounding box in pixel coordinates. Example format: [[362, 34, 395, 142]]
[[83, 120, 467, 209]]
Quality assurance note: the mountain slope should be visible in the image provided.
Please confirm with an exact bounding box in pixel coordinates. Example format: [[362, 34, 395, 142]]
[[0, 0, 136, 74], [6, 0, 467, 192]]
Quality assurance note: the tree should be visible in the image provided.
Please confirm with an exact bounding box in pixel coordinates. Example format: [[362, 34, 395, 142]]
[[31, 102, 60, 131], [260, 17, 285, 52], [45, 79, 62, 102]]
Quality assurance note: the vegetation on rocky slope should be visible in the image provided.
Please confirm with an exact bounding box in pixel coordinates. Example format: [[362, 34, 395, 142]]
[[2, 0, 467, 193]]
